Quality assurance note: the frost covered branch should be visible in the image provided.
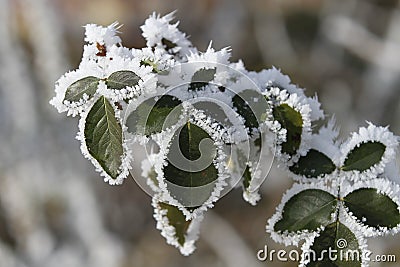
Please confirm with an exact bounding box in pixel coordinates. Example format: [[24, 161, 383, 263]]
[[49, 12, 400, 265]]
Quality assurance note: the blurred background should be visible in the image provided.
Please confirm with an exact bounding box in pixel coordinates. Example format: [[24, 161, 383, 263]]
[[1, 0, 400, 266]]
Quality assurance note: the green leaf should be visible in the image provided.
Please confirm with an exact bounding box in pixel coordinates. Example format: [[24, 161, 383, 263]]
[[342, 141, 386, 172], [125, 95, 182, 136], [232, 89, 267, 135], [306, 222, 362, 267], [289, 149, 336, 178], [164, 122, 218, 206], [272, 103, 303, 156], [242, 165, 252, 189], [188, 68, 216, 91], [274, 189, 337, 232], [84, 96, 123, 179], [64, 76, 100, 102], [164, 122, 218, 187], [159, 202, 191, 246], [344, 188, 400, 228], [105, 70, 141, 90]]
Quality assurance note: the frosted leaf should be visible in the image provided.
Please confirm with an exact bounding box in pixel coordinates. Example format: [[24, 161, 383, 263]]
[[76, 96, 132, 185], [289, 149, 337, 181], [152, 196, 203, 256], [152, 106, 231, 220], [50, 60, 103, 116], [266, 182, 338, 246], [340, 122, 398, 181], [341, 178, 400, 237], [98, 55, 157, 101], [52, 48, 157, 115], [264, 88, 312, 165], [299, 211, 370, 267], [64, 76, 100, 103]]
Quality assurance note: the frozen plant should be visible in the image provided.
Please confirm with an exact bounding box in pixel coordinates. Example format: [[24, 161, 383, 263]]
[[50, 12, 400, 264], [267, 122, 400, 266]]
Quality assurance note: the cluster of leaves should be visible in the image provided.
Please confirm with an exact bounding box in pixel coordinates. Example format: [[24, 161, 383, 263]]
[[267, 122, 400, 266], [50, 12, 400, 263]]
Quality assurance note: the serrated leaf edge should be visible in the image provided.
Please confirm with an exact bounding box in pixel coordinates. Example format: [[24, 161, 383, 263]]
[[153, 106, 231, 220], [152, 196, 203, 256], [266, 182, 338, 247], [50, 66, 102, 117], [99, 58, 157, 101], [76, 96, 132, 185]]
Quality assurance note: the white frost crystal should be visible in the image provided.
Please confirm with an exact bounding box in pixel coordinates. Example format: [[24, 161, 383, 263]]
[[141, 11, 196, 57], [84, 22, 122, 47]]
